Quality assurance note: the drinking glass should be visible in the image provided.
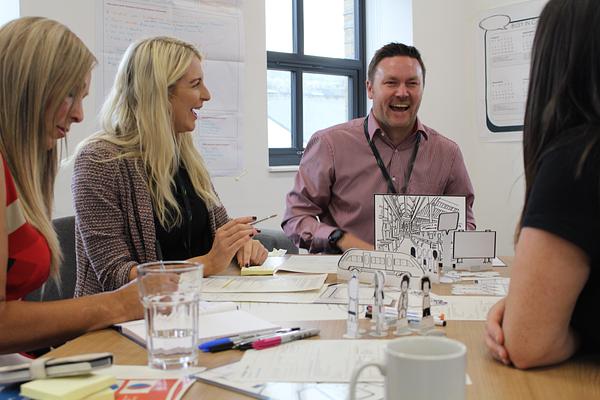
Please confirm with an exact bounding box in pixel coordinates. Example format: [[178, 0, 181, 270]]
[[137, 261, 203, 370]]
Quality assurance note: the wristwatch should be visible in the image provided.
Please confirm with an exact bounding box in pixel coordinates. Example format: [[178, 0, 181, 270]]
[[328, 228, 345, 251]]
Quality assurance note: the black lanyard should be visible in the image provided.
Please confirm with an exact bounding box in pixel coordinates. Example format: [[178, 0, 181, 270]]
[[363, 117, 421, 194]]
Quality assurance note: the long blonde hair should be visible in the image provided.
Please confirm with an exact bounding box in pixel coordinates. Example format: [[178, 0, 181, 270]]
[[86, 36, 219, 230], [0, 17, 95, 275]]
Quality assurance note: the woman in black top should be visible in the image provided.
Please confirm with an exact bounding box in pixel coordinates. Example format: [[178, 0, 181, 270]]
[[485, 0, 600, 369]]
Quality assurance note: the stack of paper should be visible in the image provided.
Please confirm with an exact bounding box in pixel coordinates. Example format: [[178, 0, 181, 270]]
[[202, 274, 327, 293], [277, 255, 341, 274], [200, 274, 329, 304]]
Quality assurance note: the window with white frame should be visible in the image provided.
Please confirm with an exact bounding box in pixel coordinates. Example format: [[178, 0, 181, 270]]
[[266, 0, 366, 166]]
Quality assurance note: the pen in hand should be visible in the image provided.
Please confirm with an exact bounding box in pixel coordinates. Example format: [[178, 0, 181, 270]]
[[251, 214, 278, 226]]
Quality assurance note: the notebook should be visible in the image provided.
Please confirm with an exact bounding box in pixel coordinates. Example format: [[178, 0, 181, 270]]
[[116, 305, 279, 346]]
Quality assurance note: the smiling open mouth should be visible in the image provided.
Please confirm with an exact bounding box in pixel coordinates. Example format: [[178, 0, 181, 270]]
[[390, 104, 409, 111]]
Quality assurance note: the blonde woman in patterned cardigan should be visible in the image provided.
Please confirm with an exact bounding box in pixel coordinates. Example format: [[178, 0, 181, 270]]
[[72, 37, 267, 297]]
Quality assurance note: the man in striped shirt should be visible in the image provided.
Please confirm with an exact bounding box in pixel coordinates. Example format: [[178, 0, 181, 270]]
[[282, 43, 475, 253]]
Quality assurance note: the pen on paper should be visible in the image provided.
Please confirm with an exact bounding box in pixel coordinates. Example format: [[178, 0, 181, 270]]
[[251, 214, 278, 225], [252, 328, 320, 350]]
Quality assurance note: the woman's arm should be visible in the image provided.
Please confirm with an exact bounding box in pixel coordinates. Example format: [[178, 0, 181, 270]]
[[501, 227, 589, 369], [0, 160, 142, 353], [0, 283, 142, 354]]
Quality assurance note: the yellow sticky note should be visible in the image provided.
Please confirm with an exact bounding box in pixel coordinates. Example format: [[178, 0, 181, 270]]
[[240, 266, 275, 276], [20, 374, 115, 400]]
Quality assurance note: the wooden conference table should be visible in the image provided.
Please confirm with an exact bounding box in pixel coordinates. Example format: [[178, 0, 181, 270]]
[[48, 256, 600, 400]]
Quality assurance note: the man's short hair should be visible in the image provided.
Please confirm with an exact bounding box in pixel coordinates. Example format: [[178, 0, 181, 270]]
[[367, 42, 426, 83]]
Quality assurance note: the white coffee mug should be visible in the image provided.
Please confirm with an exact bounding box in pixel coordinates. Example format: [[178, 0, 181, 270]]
[[349, 336, 467, 400]]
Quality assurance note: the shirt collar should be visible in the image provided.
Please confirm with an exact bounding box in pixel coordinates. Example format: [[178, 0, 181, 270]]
[[367, 110, 429, 142]]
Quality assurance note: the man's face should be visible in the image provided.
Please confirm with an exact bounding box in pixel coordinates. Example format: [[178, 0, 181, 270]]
[[367, 56, 424, 140]]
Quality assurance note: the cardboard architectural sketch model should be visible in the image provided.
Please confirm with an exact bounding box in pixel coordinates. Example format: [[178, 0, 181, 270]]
[[374, 194, 466, 271], [374, 194, 497, 271], [337, 248, 425, 286]]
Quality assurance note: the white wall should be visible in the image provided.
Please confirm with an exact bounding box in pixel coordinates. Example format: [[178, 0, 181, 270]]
[[0, 0, 19, 26], [412, 0, 528, 256]]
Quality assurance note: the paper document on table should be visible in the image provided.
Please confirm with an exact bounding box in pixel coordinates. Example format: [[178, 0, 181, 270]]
[[202, 286, 327, 303], [277, 255, 341, 274], [237, 302, 363, 321], [116, 310, 279, 345], [203, 274, 327, 292], [194, 362, 385, 400], [315, 284, 396, 305], [432, 295, 503, 320], [452, 277, 510, 296], [233, 340, 388, 382]]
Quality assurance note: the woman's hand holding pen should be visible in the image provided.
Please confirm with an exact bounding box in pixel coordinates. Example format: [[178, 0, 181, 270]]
[[200, 216, 257, 275]]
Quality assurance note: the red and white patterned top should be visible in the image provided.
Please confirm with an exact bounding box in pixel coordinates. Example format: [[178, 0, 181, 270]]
[[4, 157, 51, 300]]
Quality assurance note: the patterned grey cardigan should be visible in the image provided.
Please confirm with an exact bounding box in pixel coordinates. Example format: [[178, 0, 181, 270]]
[[72, 140, 229, 297]]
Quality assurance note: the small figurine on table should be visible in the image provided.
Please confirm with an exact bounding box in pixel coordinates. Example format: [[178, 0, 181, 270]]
[[343, 270, 361, 339], [370, 270, 387, 337], [395, 274, 411, 336], [420, 276, 434, 332]]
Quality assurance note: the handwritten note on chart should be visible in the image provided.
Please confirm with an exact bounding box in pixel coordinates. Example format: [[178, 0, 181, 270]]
[[202, 274, 327, 293], [234, 340, 388, 382]]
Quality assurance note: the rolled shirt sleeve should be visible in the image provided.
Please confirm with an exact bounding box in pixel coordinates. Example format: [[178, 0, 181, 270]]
[[282, 133, 338, 253]]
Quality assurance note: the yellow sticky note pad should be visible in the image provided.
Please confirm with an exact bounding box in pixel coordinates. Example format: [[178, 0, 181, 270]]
[[240, 266, 275, 276], [20, 374, 116, 400]]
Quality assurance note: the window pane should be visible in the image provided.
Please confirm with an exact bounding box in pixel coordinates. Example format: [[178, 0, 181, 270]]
[[304, 0, 355, 59], [265, 0, 293, 53], [302, 73, 349, 146], [267, 70, 292, 148]]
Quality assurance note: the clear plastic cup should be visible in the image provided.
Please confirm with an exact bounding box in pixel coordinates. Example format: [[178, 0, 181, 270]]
[[137, 261, 203, 370]]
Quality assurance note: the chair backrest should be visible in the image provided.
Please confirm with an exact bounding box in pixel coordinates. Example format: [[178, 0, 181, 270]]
[[25, 216, 76, 301], [254, 228, 299, 254]]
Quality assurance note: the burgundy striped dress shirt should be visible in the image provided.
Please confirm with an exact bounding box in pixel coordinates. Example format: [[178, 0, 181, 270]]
[[282, 112, 476, 253]]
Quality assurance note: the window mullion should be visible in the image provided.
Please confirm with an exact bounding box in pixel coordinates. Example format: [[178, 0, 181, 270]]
[[294, 69, 304, 152], [296, 0, 304, 55]]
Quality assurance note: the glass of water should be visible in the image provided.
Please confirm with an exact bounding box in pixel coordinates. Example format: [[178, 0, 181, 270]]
[[137, 261, 203, 370]]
